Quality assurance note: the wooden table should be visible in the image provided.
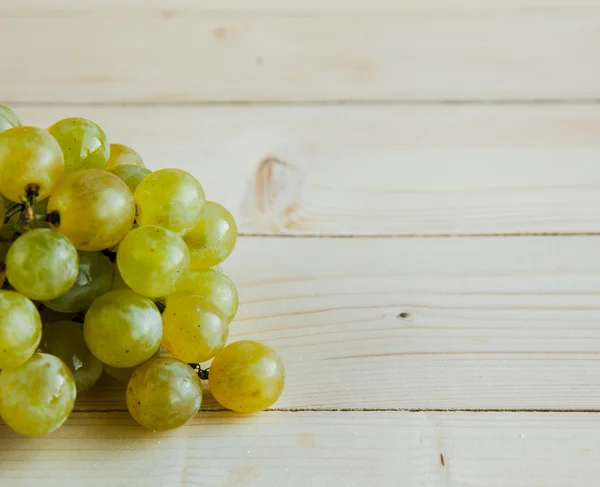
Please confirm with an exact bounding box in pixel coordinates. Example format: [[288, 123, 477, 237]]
[[2, 1, 600, 485]]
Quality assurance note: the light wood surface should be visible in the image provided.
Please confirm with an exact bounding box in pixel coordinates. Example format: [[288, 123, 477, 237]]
[[1, 9, 600, 102], [2, 1, 600, 485], [2, 412, 600, 487], [13, 104, 600, 236]]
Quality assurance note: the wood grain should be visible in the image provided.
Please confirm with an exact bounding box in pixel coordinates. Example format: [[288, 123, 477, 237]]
[[13, 104, 600, 236], [1, 10, 599, 102], [2, 411, 600, 487], [71, 235, 600, 411]]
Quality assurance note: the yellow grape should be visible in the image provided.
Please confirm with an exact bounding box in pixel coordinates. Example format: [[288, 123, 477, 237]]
[[108, 165, 151, 194], [162, 295, 228, 363], [209, 341, 285, 413], [0, 290, 42, 369], [41, 321, 103, 394], [116, 225, 190, 298], [0, 353, 76, 436], [6, 229, 79, 301], [184, 201, 237, 270], [166, 268, 238, 323], [0, 104, 21, 133], [0, 126, 64, 202], [83, 289, 162, 368], [48, 169, 135, 251], [134, 168, 205, 234], [106, 143, 145, 169], [47, 117, 109, 172], [126, 357, 202, 431]]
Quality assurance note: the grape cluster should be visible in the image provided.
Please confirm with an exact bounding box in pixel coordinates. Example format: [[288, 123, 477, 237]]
[[0, 105, 285, 435]]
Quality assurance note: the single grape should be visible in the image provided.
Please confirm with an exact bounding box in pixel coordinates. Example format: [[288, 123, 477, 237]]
[[106, 143, 145, 169], [0, 126, 64, 202], [184, 201, 237, 270], [108, 165, 151, 194], [0, 290, 42, 369], [47, 117, 109, 172], [166, 269, 238, 323], [6, 229, 79, 301], [134, 168, 205, 234], [111, 263, 130, 290], [83, 289, 162, 368], [117, 225, 190, 298], [209, 341, 285, 413], [48, 169, 135, 251], [0, 104, 21, 134], [0, 353, 76, 436], [43, 252, 114, 313], [40, 321, 103, 394], [162, 295, 228, 363], [103, 363, 137, 381], [126, 357, 202, 431]]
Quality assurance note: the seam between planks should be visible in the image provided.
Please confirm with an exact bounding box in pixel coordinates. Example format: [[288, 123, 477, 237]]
[[72, 408, 600, 413]]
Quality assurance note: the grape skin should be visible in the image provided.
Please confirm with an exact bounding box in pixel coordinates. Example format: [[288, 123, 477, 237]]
[[0, 104, 21, 134], [126, 357, 202, 431], [134, 168, 205, 234], [162, 295, 229, 363], [108, 165, 151, 194], [166, 268, 238, 323], [6, 229, 79, 301], [184, 201, 237, 270], [0, 291, 42, 369], [209, 341, 285, 413], [48, 117, 110, 172], [117, 225, 190, 298], [0, 126, 64, 202], [48, 169, 135, 251], [41, 321, 103, 393], [43, 251, 114, 313], [106, 143, 145, 169], [83, 289, 162, 368], [0, 353, 77, 436]]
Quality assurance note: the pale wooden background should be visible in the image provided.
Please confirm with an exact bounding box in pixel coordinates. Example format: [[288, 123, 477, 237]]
[[2, 1, 600, 486]]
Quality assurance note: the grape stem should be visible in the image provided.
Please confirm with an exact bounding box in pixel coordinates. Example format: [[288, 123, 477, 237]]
[[188, 363, 210, 380]]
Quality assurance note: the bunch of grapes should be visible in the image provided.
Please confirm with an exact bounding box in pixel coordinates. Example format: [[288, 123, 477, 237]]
[[0, 104, 285, 435]]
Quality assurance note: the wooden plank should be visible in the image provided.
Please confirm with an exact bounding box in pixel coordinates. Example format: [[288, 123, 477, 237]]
[[74, 235, 600, 411], [1, 11, 599, 102], [13, 104, 600, 236], [2, 411, 600, 486], [2, 0, 600, 12]]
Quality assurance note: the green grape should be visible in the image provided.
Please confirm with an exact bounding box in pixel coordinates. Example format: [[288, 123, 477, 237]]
[[39, 306, 77, 325], [6, 229, 79, 301], [47, 117, 109, 172], [30, 198, 50, 230], [108, 165, 151, 194], [0, 104, 21, 134], [111, 263, 130, 290], [209, 341, 285, 413], [126, 357, 202, 431], [0, 291, 42, 369], [41, 321, 103, 393], [106, 143, 145, 169], [116, 225, 190, 298], [48, 169, 135, 251], [184, 201, 237, 270], [162, 295, 228, 363], [0, 353, 76, 436], [166, 268, 238, 323], [43, 252, 114, 313], [83, 289, 162, 368], [103, 362, 137, 381], [134, 168, 205, 234], [0, 126, 64, 202]]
